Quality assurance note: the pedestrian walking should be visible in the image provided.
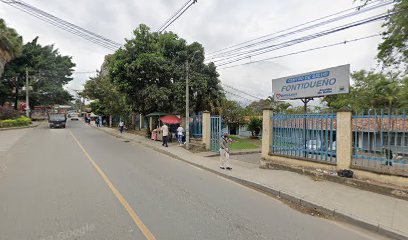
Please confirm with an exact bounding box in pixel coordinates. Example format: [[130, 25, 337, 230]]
[[220, 133, 233, 170], [161, 123, 169, 147], [95, 117, 100, 127], [119, 120, 124, 134], [176, 125, 184, 146]]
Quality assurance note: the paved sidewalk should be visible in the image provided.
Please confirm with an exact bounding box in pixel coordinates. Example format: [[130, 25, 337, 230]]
[[92, 125, 408, 239]]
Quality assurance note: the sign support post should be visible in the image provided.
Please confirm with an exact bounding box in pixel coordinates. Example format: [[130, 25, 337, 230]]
[[301, 98, 313, 157]]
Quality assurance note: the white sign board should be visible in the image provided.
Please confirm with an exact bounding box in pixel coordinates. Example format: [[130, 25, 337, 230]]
[[272, 64, 350, 100]]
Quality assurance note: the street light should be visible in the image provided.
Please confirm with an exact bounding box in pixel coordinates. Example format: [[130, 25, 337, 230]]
[[185, 50, 200, 150]]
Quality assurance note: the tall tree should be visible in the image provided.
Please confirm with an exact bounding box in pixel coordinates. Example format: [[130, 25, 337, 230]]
[[83, 56, 129, 118], [376, 0, 408, 71], [246, 97, 291, 114], [220, 99, 247, 126], [1, 37, 75, 107], [324, 70, 402, 111], [108, 24, 224, 116], [359, 0, 408, 71], [0, 19, 23, 77]]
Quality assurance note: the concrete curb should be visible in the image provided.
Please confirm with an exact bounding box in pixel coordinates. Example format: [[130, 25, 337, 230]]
[[262, 160, 408, 201], [0, 122, 40, 131], [92, 126, 407, 240]]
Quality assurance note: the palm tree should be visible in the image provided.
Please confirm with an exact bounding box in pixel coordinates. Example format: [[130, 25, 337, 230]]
[[0, 19, 23, 77]]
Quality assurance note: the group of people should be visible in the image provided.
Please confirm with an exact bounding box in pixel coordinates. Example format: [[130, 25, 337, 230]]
[[119, 121, 234, 171], [84, 115, 103, 127], [161, 124, 234, 170], [159, 123, 185, 147]]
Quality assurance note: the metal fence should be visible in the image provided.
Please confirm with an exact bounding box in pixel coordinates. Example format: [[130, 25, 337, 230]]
[[352, 110, 408, 177], [190, 112, 203, 139], [271, 113, 336, 163]]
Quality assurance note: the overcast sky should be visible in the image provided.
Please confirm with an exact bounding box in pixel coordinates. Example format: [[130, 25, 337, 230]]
[[0, 0, 390, 106]]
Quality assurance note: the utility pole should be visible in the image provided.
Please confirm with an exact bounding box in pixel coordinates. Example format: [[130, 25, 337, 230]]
[[25, 68, 30, 117], [185, 50, 200, 150], [14, 76, 19, 110], [185, 61, 190, 150]]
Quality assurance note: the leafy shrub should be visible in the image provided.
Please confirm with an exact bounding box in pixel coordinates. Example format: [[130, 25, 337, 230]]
[[0, 106, 20, 120], [0, 116, 31, 128], [247, 117, 262, 136]]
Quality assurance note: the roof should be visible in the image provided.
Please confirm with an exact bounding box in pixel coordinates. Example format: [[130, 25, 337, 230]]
[[273, 116, 408, 132], [146, 112, 169, 117]]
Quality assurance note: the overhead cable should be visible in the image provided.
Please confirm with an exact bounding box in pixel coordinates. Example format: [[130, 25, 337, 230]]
[[157, 0, 198, 33], [214, 12, 393, 67], [1, 0, 121, 51], [222, 84, 263, 100], [206, 0, 391, 59], [219, 34, 381, 70]]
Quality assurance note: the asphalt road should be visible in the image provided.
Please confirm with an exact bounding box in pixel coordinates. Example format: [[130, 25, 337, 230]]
[[0, 120, 388, 240]]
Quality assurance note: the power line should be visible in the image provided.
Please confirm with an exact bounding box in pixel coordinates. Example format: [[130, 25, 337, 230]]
[[214, 12, 393, 67], [156, 0, 192, 32], [222, 84, 263, 100], [223, 89, 254, 103], [1, 0, 121, 51], [206, 0, 391, 59], [157, 0, 198, 33], [218, 34, 381, 70], [212, 12, 390, 64]]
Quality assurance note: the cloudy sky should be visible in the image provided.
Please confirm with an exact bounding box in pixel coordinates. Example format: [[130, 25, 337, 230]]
[[0, 0, 390, 106]]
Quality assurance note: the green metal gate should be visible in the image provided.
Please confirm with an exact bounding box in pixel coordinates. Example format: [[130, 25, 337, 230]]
[[210, 115, 222, 152]]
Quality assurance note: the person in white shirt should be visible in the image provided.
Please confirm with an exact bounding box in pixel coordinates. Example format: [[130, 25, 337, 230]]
[[161, 124, 169, 147], [176, 126, 184, 146], [220, 133, 233, 170], [119, 120, 124, 134]]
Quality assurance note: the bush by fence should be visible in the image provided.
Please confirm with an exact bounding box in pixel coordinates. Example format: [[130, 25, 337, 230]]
[[0, 116, 31, 128]]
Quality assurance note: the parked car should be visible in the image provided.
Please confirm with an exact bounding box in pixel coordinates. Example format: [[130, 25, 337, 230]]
[[70, 113, 79, 120], [306, 140, 336, 157], [306, 140, 321, 151]]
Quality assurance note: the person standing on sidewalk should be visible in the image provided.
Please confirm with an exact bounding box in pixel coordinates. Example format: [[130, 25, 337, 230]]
[[176, 125, 184, 146], [119, 120, 124, 134], [95, 117, 100, 127], [220, 132, 232, 170], [161, 123, 169, 147]]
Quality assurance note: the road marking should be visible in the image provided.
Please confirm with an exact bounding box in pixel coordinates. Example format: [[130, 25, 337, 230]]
[[69, 130, 157, 240]]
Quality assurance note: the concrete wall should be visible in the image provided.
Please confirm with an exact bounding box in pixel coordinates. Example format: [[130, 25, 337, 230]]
[[202, 111, 211, 150]]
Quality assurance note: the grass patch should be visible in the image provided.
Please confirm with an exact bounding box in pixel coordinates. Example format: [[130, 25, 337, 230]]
[[229, 135, 261, 150]]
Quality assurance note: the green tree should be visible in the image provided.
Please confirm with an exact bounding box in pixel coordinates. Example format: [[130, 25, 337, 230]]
[[376, 0, 408, 70], [83, 55, 131, 127], [108, 24, 224, 117], [0, 19, 23, 77], [247, 117, 262, 136], [324, 70, 402, 111], [358, 1, 408, 70], [220, 99, 247, 125], [246, 97, 291, 114], [1, 37, 75, 108]]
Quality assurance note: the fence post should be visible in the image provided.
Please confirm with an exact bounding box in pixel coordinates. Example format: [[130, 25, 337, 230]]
[[262, 108, 273, 159], [131, 112, 135, 130], [336, 107, 352, 170], [202, 111, 211, 150], [139, 114, 143, 129]]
